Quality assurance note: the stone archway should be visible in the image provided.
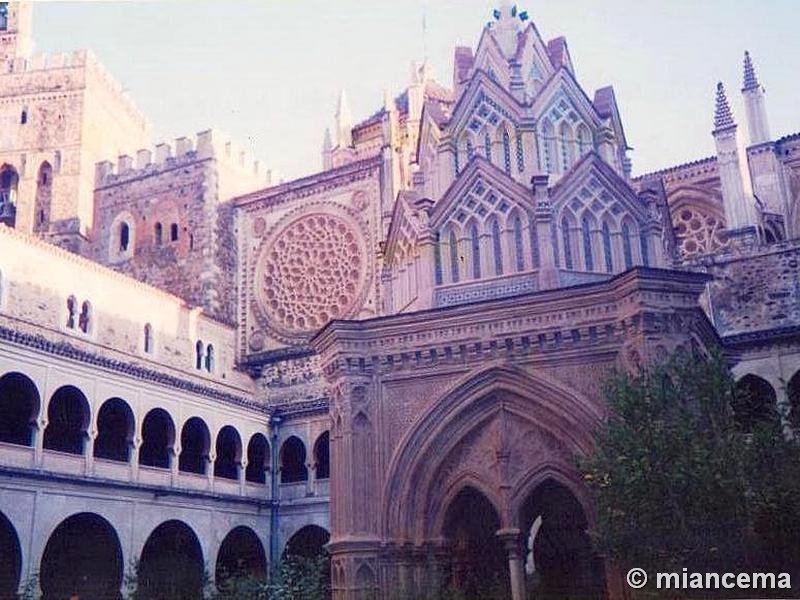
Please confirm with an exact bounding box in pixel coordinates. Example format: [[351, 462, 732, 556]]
[[0, 511, 21, 600], [518, 478, 605, 599], [138, 520, 204, 600], [216, 526, 267, 584], [442, 486, 509, 599], [377, 366, 603, 600], [40, 513, 123, 600]]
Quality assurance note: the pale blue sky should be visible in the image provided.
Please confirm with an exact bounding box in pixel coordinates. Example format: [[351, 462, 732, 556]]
[[33, 1, 800, 180]]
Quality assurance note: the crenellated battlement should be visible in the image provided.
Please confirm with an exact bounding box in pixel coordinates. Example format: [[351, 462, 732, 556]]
[[2, 48, 148, 130], [95, 129, 273, 188]]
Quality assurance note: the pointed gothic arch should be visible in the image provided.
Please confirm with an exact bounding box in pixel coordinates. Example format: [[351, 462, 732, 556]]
[[382, 365, 601, 543]]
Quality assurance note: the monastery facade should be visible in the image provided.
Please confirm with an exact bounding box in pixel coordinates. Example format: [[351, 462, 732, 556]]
[[0, 2, 798, 599]]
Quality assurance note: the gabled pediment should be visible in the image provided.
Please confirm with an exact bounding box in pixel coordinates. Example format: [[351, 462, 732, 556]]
[[472, 26, 512, 90], [531, 68, 602, 130], [430, 156, 534, 230], [549, 152, 645, 222], [384, 191, 426, 266], [446, 71, 525, 141]]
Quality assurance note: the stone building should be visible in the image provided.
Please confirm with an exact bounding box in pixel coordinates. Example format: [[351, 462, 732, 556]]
[[0, 2, 798, 599]]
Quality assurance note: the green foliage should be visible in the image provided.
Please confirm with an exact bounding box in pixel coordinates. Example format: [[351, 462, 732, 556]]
[[582, 349, 800, 596], [125, 555, 330, 600]]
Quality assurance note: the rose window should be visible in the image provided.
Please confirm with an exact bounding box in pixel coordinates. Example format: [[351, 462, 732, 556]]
[[673, 207, 729, 259], [256, 212, 368, 338]]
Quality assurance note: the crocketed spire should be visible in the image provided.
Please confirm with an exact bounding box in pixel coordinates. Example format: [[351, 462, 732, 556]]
[[714, 82, 735, 131], [743, 50, 759, 90]]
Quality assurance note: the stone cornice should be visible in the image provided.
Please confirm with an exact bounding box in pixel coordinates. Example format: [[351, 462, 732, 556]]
[[311, 268, 713, 378], [0, 465, 270, 508], [233, 156, 382, 212]]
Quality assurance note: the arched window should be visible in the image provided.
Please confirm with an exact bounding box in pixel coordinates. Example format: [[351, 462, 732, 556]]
[[469, 223, 481, 279], [581, 215, 594, 271], [143, 323, 153, 354], [179, 417, 211, 474], [502, 129, 511, 175], [491, 219, 503, 275], [66, 296, 77, 329], [214, 426, 242, 480], [119, 222, 130, 252], [245, 434, 270, 484], [622, 222, 634, 269], [280, 436, 308, 484], [154, 223, 163, 246], [561, 217, 573, 269], [314, 431, 330, 480], [195, 341, 204, 370], [20, 110, 27, 125], [513, 215, 525, 272], [170, 223, 179, 242], [140, 408, 175, 469], [94, 398, 134, 463], [449, 230, 459, 283], [0, 165, 19, 220], [78, 301, 91, 334], [205, 344, 215, 373], [560, 122, 574, 172], [34, 162, 53, 234], [577, 124, 592, 156], [602, 221, 613, 273], [43, 386, 90, 455]]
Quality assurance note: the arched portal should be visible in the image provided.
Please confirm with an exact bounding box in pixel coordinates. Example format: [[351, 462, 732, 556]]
[[214, 425, 242, 480], [215, 526, 267, 584], [40, 513, 123, 600], [733, 374, 778, 433], [138, 520, 204, 600], [0, 511, 21, 600], [0, 371, 40, 446], [43, 386, 90, 454], [140, 408, 175, 468], [284, 525, 330, 559], [179, 417, 210, 474], [519, 479, 604, 599], [94, 398, 134, 462], [442, 487, 509, 599]]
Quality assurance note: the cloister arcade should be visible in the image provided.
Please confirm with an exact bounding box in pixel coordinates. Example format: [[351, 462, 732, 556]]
[[0, 370, 331, 493], [0, 358, 332, 598]]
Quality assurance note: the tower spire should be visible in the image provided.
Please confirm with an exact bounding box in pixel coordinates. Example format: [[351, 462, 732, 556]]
[[335, 90, 353, 148], [740, 51, 771, 145], [742, 50, 759, 91], [713, 82, 735, 131]]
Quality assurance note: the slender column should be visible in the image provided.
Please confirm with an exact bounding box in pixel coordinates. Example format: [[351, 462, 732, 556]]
[[32, 418, 44, 468], [84, 428, 96, 476], [238, 459, 247, 496], [497, 528, 526, 600], [207, 451, 216, 490], [306, 461, 316, 496], [130, 435, 141, 483], [170, 443, 180, 486]]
